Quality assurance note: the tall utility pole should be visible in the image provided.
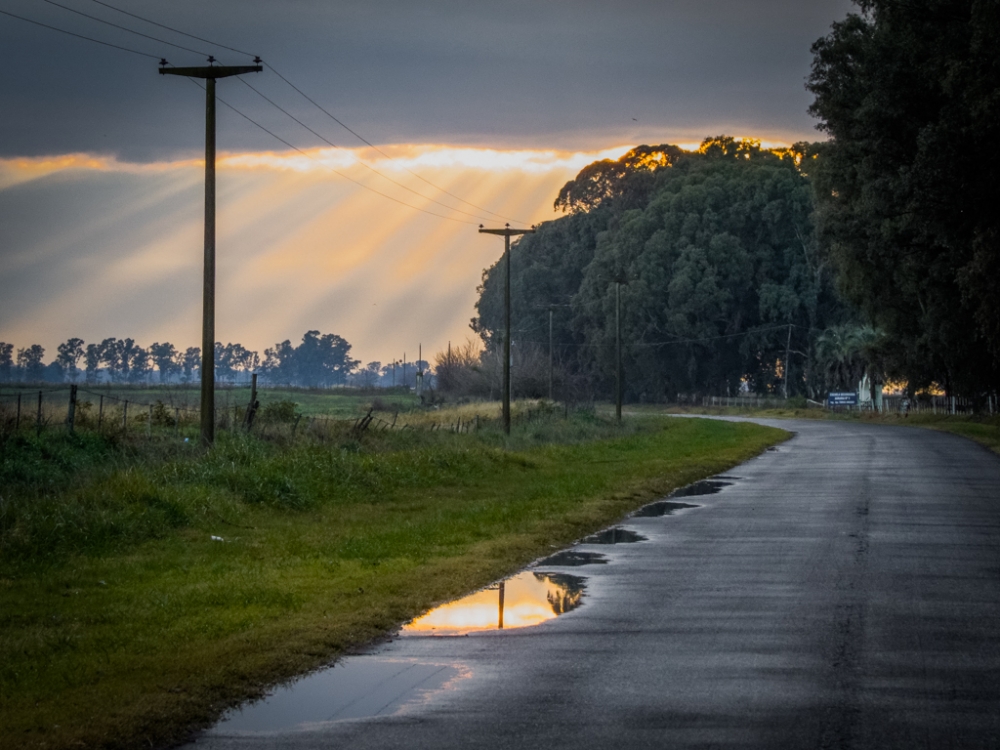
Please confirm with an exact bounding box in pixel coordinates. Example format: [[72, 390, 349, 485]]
[[615, 282, 622, 422], [783, 323, 792, 400], [548, 307, 554, 402], [479, 224, 535, 434], [160, 57, 262, 446]]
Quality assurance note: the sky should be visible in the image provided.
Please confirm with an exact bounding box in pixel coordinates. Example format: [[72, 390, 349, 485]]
[[0, 0, 855, 367]]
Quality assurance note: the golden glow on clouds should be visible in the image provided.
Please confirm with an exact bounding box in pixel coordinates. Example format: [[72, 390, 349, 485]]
[[0, 139, 789, 362]]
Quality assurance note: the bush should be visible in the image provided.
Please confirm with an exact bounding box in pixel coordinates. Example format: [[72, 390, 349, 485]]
[[258, 399, 299, 424]]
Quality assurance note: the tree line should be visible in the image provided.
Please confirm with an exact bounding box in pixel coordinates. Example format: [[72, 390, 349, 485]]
[[465, 0, 1000, 404], [0, 332, 431, 390]]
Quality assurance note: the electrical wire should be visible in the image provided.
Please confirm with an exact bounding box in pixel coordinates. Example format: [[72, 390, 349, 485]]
[[236, 77, 503, 223], [84, 0, 527, 223], [264, 63, 526, 224], [184, 79, 478, 226], [38, 0, 211, 57], [87, 0, 255, 57], [0, 8, 162, 59]]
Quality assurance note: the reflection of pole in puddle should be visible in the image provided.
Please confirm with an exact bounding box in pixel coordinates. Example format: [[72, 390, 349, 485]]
[[498, 581, 505, 629]]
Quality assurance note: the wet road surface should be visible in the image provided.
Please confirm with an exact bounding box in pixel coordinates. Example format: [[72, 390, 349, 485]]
[[183, 419, 1000, 749]]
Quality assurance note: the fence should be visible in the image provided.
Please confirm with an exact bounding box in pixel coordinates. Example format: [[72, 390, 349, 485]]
[[0, 385, 527, 441], [697, 395, 791, 409]]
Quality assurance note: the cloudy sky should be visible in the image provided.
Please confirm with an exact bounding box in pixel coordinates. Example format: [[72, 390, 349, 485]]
[[0, 0, 854, 366]]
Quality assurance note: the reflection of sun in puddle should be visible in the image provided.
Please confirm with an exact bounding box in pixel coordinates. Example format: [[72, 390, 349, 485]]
[[402, 571, 584, 636]]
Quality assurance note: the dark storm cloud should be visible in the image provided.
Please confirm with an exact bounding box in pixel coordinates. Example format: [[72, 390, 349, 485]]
[[0, 0, 855, 159]]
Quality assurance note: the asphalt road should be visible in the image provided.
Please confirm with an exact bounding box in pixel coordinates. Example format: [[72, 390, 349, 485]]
[[183, 418, 1000, 749]]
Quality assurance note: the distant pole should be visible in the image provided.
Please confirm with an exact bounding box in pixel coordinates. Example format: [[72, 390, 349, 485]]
[[783, 323, 792, 400], [160, 57, 262, 446], [549, 307, 554, 402], [403, 353, 406, 390], [36, 390, 43, 436], [479, 224, 536, 434], [615, 282, 622, 422], [67, 384, 77, 434]]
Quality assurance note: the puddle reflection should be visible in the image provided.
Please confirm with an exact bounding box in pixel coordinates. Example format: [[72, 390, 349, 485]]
[[669, 479, 731, 498], [402, 571, 585, 636], [581, 527, 646, 545], [632, 500, 699, 518], [538, 550, 608, 567]]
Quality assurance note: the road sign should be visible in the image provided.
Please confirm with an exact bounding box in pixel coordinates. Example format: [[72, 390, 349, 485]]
[[828, 392, 858, 406]]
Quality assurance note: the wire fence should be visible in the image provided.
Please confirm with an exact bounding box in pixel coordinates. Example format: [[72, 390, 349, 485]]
[[0, 384, 525, 441]]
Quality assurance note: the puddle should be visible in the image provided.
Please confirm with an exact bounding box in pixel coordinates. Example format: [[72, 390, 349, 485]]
[[632, 500, 699, 518], [208, 658, 466, 734], [581, 527, 646, 545], [402, 571, 585, 636], [669, 479, 732, 498], [537, 550, 608, 567]]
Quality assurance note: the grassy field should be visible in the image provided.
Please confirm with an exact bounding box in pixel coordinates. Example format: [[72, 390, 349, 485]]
[[0, 397, 787, 750], [626, 402, 1000, 457]]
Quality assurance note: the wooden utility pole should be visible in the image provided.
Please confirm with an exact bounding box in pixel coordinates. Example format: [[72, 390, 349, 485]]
[[549, 307, 554, 402], [160, 57, 262, 446], [783, 323, 792, 400], [479, 224, 535, 434], [615, 282, 622, 422]]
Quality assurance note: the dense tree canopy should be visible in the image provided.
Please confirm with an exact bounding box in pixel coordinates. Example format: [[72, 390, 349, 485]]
[[474, 138, 850, 400], [807, 0, 1000, 394]]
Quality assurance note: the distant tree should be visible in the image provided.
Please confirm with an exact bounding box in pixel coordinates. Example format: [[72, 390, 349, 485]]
[[98, 338, 124, 381], [215, 342, 259, 382], [84, 343, 102, 383], [359, 361, 381, 388], [181, 347, 200, 383], [295, 331, 358, 387], [263, 331, 358, 387], [149, 342, 180, 383], [16, 345, 46, 382], [126, 342, 150, 383], [262, 340, 296, 385], [55, 338, 85, 382], [0, 343, 13, 382]]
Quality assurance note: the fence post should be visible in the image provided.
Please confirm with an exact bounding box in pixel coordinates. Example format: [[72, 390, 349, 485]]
[[67, 384, 78, 434], [16, 392, 21, 430], [98, 395, 104, 429], [244, 373, 258, 430], [175, 408, 181, 437], [148, 404, 153, 439], [122, 400, 129, 435], [292, 414, 302, 437], [36, 391, 43, 436]]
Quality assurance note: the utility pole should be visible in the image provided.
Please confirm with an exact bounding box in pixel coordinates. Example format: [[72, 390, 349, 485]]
[[160, 56, 262, 446], [549, 307, 554, 402], [479, 224, 535, 434], [783, 323, 792, 400], [615, 282, 622, 422]]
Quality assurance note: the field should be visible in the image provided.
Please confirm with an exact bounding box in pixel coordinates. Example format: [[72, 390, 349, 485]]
[[0, 390, 787, 750], [631, 402, 1000, 457]]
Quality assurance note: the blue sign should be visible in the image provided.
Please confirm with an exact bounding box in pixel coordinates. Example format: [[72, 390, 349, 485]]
[[828, 392, 858, 406]]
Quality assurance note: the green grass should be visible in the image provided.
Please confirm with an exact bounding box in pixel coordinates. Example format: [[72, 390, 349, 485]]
[[628, 402, 1000, 457], [0, 411, 786, 750]]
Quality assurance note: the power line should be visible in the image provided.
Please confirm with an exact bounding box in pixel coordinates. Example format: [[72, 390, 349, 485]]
[[84, 0, 526, 223], [38, 0, 210, 57], [0, 8, 162, 59], [264, 63, 526, 224], [87, 0, 255, 57], [236, 77, 502, 223], [186, 80, 479, 226]]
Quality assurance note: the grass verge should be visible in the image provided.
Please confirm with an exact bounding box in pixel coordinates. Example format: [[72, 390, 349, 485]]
[[0, 413, 786, 750], [630, 403, 1000, 456]]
